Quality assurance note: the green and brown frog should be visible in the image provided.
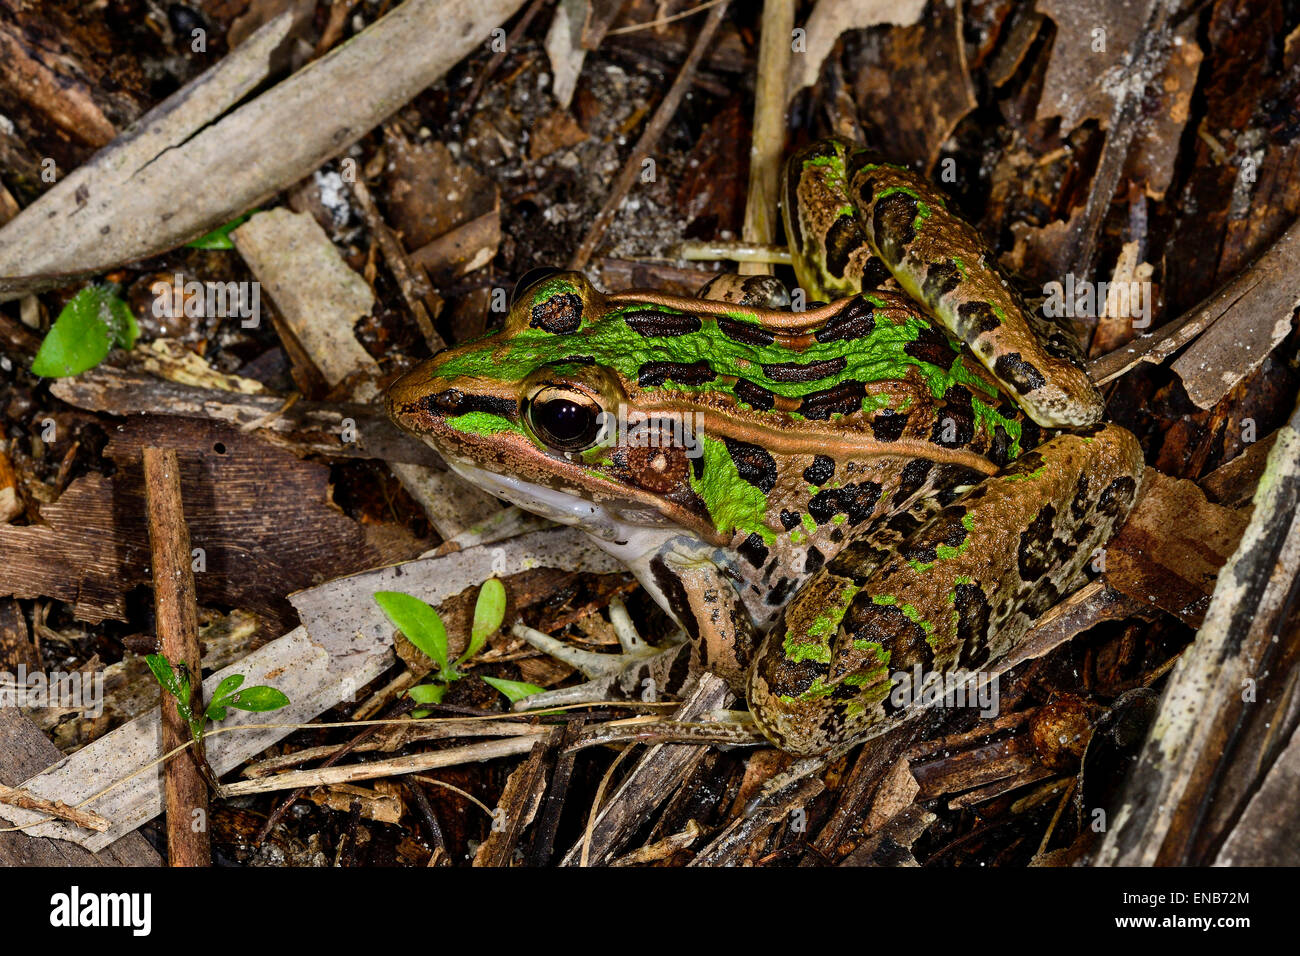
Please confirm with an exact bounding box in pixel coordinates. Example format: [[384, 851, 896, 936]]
[[387, 138, 1143, 755]]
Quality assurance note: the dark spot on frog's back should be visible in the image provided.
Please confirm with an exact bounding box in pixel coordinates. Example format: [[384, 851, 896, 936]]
[[846, 599, 934, 678], [894, 458, 933, 503], [921, 260, 962, 302], [1017, 503, 1060, 582], [738, 533, 770, 568], [530, 292, 583, 333], [803, 455, 835, 486], [639, 361, 716, 387], [724, 438, 778, 493], [800, 380, 866, 420], [779, 509, 801, 530], [1070, 474, 1092, 520], [871, 191, 920, 265], [871, 409, 908, 442], [959, 300, 1002, 336], [824, 214, 867, 279], [761, 651, 828, 698], [900, 507, 969, 565], [904, 325, 958, 370], [734, 379, 776, 410], [814, 297, 876, 343], [762, 356, 847, 382], [622, 309, 702, 337], [803, 546, 825, 573], [994, 352, 1047, 394], [932, 386, 975, 447], [1097, 475, 1137, 519], [717, 316, 775, 346], [954, 583, 992, 670], [808, 481, 881, 525]]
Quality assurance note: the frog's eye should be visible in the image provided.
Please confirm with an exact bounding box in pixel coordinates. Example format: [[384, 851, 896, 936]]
[[512, 267, 562, 306], [527, 386, 602, 451]]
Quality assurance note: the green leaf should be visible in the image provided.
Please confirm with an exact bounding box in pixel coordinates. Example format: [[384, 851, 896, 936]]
[[374, 591, 450, 676], [457, 578, 506, 667], [185, 211, 254, 250], [205, 703, 229, 722], [480, 676, 546, 704], [144, 653, 194, 724], [225, 686, 290, 712], [144, 654, 183, 701], [32, 286, 139, 378], [211, 673, 245, 704], [407, 683, 446, 705]]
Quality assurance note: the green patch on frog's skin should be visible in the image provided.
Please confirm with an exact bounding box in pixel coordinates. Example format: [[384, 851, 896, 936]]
[[906, 512, 976, 572], [805, 152, 849, 193], [872, 593, 936, 640], [446, 411, 522, 437], [1002, 463, 1047, 482], [530, 275, 582, 306], [782, 582, 861, 664], [690, 436, 775, 545]]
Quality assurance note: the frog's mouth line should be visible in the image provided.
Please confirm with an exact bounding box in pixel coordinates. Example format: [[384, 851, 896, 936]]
[[443, 459, 678, 544]]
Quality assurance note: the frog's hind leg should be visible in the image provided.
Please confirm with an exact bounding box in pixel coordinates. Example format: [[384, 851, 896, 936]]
[[781, 138, 894, 302], [846, 154, 1105, 429], [747, 425, 1143, 755]]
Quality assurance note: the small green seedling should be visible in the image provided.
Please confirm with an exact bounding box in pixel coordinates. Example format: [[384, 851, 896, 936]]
[[374, 578, 509, 715], [480, 676, 545, 704], [31, 285, 138, 378], [145, 653, 290, 790], [186, 210, 256, 250]]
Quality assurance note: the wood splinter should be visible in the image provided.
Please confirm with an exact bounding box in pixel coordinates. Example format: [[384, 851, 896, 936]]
[[142, 446, 211, 868]]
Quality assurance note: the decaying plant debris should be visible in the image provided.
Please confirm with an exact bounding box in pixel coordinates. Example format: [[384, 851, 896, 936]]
[[0, 0, 1298, 868]]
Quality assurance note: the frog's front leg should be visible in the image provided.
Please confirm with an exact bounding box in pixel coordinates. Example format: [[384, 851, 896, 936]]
[[746, 424, 1143, 756], [513, 536, 758, 711]]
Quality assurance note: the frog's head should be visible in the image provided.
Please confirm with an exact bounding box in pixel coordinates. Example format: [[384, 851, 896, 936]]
[[387, 270, 720, 544]]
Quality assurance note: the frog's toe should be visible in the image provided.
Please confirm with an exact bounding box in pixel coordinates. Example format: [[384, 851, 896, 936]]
[[509, 613, 692, 710]]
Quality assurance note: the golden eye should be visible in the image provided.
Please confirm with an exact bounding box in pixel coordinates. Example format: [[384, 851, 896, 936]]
[[527, 386, 603, 451]]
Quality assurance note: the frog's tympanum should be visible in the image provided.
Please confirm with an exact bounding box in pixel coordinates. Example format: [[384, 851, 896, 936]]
[[388, 139, 1143, 755]]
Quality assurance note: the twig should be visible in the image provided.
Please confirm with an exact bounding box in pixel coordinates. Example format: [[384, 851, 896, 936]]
[[568, 0, 731, 271], [349, 175, 445, 352], [581, 744, 635, 867], [254, 696, 415, 845], [0, 784, 111, 832], [221, 736, 543, 797], [142, 446, 211, 867], [403, 779, 451, 864], [738, 0, 794, 276], [525, 718, 584, 865], [606, 0, 728, 35]]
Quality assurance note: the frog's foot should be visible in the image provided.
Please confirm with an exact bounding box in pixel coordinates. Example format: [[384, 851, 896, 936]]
[[511, 597, 691, 710], [747, 425, 1145, 755]]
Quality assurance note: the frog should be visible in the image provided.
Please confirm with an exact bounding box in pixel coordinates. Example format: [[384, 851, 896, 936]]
[[387, 138, 1143, 756]]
